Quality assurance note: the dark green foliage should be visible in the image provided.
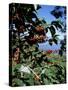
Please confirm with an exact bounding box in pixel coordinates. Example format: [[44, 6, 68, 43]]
[[53, 39, 58, 44], [49, 26, 56, 36], [49, 39, 53, 45], [51, 6, 66, 18]]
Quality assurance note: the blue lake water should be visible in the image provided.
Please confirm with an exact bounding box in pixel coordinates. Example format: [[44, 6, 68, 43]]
[[38, 41, 61, 51]]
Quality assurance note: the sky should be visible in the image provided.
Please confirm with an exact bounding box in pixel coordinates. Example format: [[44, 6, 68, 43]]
[[37, 5, 56, 24], [37, 5, 66, 24], [39, 41, 61, 51]]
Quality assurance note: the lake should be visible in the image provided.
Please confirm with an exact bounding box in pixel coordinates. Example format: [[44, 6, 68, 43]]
[[38, 41, 61, 51]]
